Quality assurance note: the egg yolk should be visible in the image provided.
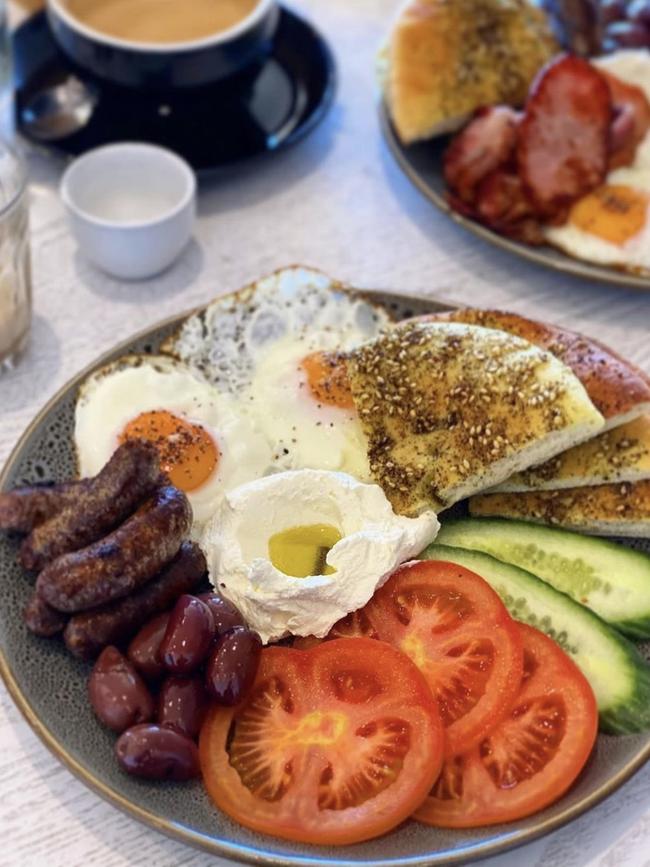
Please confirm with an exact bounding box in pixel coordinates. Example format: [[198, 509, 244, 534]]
[[268, 524, 342, 578], [569, 184, 648, 245], [300, 350, 355, 409], [120, 409, 218, 492]]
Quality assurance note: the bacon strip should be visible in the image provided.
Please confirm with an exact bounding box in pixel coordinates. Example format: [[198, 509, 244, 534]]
[[601, 69, 650, 170], [443, 107, 520, 204], [517, 54, 611, 216]]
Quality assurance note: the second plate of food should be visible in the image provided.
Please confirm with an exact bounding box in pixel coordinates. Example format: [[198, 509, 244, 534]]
[[379, 0, 650, 293], [380, 103, 650, 293]]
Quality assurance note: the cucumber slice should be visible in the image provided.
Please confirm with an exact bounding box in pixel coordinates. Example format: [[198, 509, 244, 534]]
[[436, 518, 650, 639], [422, 543, 650, 734]]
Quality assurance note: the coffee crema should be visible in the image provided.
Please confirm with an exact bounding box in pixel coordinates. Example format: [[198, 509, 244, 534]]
[[63, 0, 259, 43]]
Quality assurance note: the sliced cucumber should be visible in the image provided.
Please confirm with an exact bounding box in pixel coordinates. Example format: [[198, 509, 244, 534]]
[[436, 518, 650, 639], [422, 543, 650, 734]]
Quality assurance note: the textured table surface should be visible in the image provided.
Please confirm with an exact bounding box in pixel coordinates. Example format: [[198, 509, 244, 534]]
[[2, 1, 650, 865]]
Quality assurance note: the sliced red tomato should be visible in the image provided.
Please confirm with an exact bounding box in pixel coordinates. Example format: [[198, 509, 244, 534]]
[[199, 637, 445, 845], [415, 623, 598, 828], [293, 608, 378, 650], [311, 560, 523, 756]]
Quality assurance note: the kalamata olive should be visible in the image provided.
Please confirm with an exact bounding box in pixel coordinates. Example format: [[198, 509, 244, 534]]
[[601, 0, 629, 24], [115, 723, 200, 781], [205, 626, 262, 706], [158, 675, 208, 740], [605, 19, 650, 46], [160, 594, 215, 675], [198, 592, 245, 637], [88, 646, 155, 733], [127, 612, 170, 681]]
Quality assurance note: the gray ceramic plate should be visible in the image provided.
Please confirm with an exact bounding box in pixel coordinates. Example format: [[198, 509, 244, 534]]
[[1, 289, 650, 866], [379, 104, 650, 293]]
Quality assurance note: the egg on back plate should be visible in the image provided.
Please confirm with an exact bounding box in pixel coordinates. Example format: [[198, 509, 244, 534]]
[[164, 267, 393, 481], [74, 355, 272, 526], [545, 51, 650, 272]]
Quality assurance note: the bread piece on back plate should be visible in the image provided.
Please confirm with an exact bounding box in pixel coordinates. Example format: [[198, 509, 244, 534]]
[[424, 309, 650, 430], [492, 415, 650, 492], [386, 0, 558, 144], [470, 481, 650, 537], [346, 321, 604, 516]]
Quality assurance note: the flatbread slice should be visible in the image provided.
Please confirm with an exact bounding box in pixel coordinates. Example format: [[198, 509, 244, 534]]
[[386, 0, 557, 143], [470, 481, 650, 538], [424, 309, 650, 430], [346, 321, 604, 515], [492, 415, 650, 492]]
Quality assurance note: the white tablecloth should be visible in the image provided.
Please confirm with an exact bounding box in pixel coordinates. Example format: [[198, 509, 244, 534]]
[[2, 1, 650, 864]]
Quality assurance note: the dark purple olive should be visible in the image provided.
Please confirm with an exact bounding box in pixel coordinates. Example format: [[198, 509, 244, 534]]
[[605, 19, 650, 46], [601, 0, 629, 24], [88, 646, 155, 733], [127, 612, 170, 681], [627, 0, 650, 25], [160, 594, 215, 675], [115, 723, 200, 781], [205, 626, 262, 706], [198, 591, 245, 637], [158, 675, 208, 740]]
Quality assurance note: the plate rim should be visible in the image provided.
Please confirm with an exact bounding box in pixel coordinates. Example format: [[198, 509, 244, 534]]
[[1, 291, 650, 866], [378, 101, 650, 294]]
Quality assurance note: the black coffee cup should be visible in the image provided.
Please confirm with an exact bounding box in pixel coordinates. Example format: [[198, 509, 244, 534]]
[[46, 0, 280, 89]]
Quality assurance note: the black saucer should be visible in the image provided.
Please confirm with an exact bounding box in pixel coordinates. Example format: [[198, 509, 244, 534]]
[[13, 8, 336, 171]]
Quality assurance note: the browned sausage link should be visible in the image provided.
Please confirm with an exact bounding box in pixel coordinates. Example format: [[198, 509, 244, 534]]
[[0, 481, 83, 534], [20, 440, 163, 572], [37, 485, 192, 613], [24, 591, 68, 637], [63, 541, 207, 660]]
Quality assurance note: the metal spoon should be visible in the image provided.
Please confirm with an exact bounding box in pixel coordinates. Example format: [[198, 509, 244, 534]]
[[21, 75, 98, 141]]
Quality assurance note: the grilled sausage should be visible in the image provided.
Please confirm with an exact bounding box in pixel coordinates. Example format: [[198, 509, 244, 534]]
[[20, 441, 163, 572], [24, 591, 68, 637], [63, 541, 206, 660], [37, 485, 192, 613], [0, 481, 82, 534]]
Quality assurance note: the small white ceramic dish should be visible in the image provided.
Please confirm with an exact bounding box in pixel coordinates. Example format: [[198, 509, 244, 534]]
[[60, 143, 196, 280]]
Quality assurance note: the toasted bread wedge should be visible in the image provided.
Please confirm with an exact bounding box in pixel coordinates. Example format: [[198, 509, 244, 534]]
[[346, 321, 604, 515], [424, 309, 650, 430], [470, 481, 650, 537], [492, 415, 650, 492], [386, 0, 558, 144]]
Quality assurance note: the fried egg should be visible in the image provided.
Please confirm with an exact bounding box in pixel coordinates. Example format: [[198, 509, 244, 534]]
[[166, 267, 392, 479], [74, 355, 272, 525], [545, 51, 650, 271], [595, 50, 650, 105]]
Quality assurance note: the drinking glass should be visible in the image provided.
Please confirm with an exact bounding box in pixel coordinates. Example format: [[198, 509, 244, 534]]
[[0, 142, 31, 371]]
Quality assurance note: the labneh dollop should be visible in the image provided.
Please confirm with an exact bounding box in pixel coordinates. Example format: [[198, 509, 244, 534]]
[[200, 469, 440, 643]]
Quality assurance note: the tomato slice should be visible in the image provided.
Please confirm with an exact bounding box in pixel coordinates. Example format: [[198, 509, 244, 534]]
[[199, 637, 445, 845], [317, 561, 523, 756], [415, 623, 598, 828], [293, 608, 378, 650]]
